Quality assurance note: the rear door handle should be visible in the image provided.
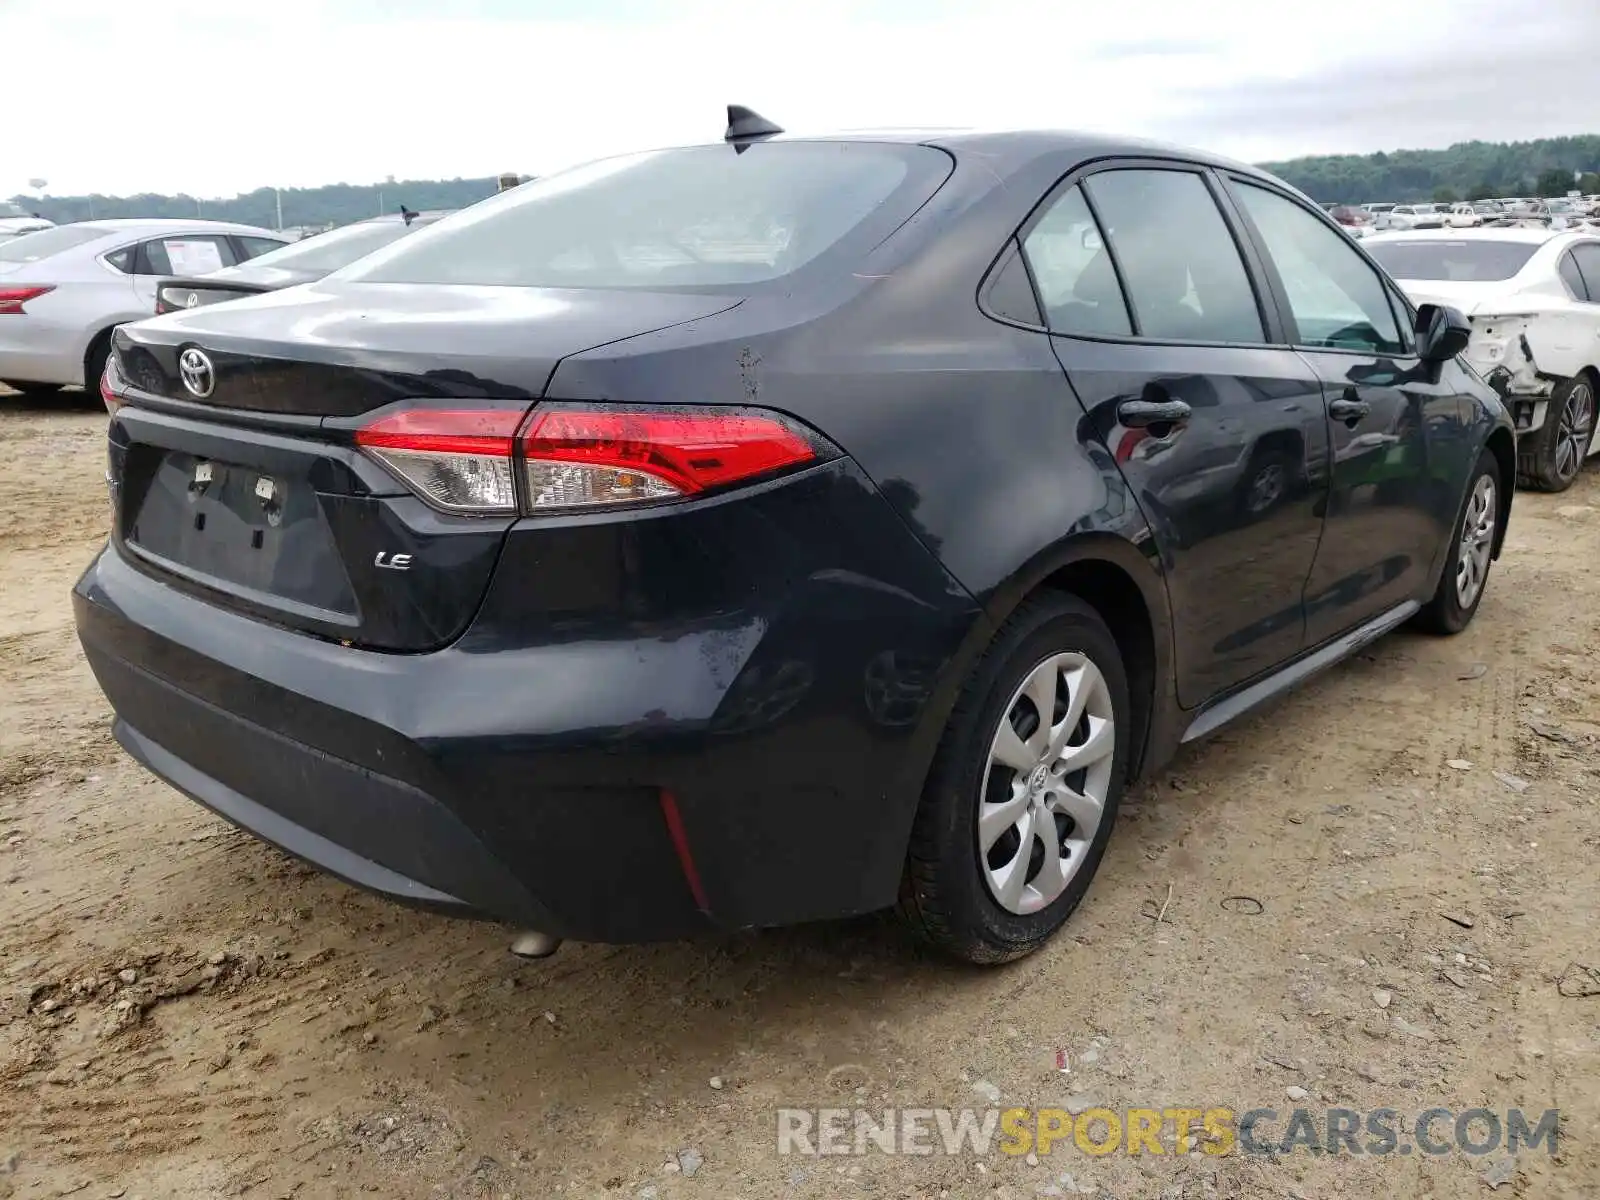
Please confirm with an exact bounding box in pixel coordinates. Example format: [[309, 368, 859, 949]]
[[1329, 395, 1371, 424], [1117, 399, 1192, 429]]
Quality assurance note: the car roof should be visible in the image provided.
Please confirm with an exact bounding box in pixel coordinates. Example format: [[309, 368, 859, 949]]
[[824, 128, 1282, 181], [64, 218, 279, 235]]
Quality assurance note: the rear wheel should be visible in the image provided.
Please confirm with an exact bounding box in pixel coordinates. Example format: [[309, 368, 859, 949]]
[[83, 332, 113, 396], [1414, 449, 1500, 635], [897, 594, 1129, 964], [1235, 441, 1299, 518], [1517, 375, 1595, 493], [0, 380, 63, 397]]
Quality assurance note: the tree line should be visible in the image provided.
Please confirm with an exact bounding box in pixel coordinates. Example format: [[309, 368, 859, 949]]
[[7, 177, 506, 230], [1261, 135, 1600, 205], [10, 135, 1600, 225]]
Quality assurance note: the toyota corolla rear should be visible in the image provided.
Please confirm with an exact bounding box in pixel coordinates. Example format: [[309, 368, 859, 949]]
[[73, 138, 982, 943]]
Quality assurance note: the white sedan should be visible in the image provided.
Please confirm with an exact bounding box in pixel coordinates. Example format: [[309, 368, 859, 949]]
[[1365, 229, 1600, 491], [0, 218, 286, 396], [0, 199, 53, 243]]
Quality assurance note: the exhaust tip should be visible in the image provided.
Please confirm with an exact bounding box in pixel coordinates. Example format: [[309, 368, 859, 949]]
[[509, 930, 563, 959]]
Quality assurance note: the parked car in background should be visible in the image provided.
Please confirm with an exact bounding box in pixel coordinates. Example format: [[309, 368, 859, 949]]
[[0, 200, 53, 244], [1328, 204, 1376, 238], [1388, 204, 1448, 231], [0, 219, 286, 395], [1543, 199, 1588, 231], [1447, 203, 1483, 228], [81, 118, 1514, 966], [1365, 228, 1600, 491], [1363, 202, 1397, 229], [154, 210, 454, 314]]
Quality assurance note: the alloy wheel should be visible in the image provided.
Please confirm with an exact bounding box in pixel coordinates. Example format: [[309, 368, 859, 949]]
[[978, 652, 1116, 915], [1247, 463, 1286, 513], [1554, 382, 1595, 483], [1455, 474, 1496, 609]]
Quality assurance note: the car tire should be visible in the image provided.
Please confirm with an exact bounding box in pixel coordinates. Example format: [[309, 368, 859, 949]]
[[1234, 442, 1299, 518], [1517, 374, 1596, 493], [82, 332, 113, 396], [0, 380, 63, 397], [897, 593, 1129, 964], [1414, 448, 1501, 636]]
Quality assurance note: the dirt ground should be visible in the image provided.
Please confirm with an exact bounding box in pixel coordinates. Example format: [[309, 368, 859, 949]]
[[1, 388, 1598, 1200]]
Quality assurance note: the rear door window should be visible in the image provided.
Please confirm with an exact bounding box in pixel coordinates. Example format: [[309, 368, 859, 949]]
[[1020, 185, 1132, 337], [1081, 168, 1266, 343], [1231, 181, 1407, 355], [1559, 251, 1590, 301], [234, 235, 290, 261], [1571, 243, 1600, 301], [137, 236, 236, 276]]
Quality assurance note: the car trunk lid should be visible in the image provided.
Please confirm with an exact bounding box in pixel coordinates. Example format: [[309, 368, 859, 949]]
[[116, 280, 742, 414], [106, 282, 743, 651]]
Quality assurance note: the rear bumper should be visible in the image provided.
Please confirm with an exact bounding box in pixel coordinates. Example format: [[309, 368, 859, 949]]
[[0, 315, 88, 385], [74, 459, 982, 941], [0, 346, 80, 386]]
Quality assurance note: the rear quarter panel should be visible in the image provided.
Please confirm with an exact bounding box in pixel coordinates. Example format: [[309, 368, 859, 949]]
[[547, 146, 1181, 818]]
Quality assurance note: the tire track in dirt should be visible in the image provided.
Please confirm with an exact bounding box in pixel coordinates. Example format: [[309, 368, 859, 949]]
[[3, 394, 1599, 1197]]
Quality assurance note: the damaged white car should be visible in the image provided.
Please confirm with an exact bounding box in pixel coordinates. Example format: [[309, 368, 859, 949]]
[[1366, 229, 1600, 491]]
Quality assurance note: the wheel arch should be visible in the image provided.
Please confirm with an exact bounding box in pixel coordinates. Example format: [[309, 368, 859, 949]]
[[912, 533, 1175, 794], [1580, 365, 1600, 459], [81, 324, 119, 390], [1484, 425, 1516, 556]]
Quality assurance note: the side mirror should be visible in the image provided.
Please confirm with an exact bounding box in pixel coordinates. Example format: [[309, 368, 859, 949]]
[[1415, 302, 1471, 363]]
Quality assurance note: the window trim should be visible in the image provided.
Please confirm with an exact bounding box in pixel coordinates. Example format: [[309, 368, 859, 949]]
[[1567, 241, 1600, 303], [975, 235, 1046, 331], [1384, 281, 1419, 354], [96, 243, 137, 276], [1220, 172, 1420, 361], [1001, 156, 1286, 350]]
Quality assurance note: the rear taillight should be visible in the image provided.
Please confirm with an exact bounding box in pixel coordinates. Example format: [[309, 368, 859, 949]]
[[100, 353, 126, 416], [355, 404, 825, 516], [355, 409, 524, 514], [521, 407, 818, 511], [0, 285, 53, 315]]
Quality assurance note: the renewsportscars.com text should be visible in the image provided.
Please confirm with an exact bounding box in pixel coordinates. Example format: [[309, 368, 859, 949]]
[[776, 1106, 1560, 1158]]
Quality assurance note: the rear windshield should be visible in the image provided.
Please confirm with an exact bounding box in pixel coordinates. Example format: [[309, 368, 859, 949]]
[[339, 142, 950, 290], [0, 225, 107, 263], [232, 221, 419, 274], [1365, 239, 1541, 282]]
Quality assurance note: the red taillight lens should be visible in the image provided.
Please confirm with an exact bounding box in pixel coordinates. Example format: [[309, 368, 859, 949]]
[[355, 408, 525, 514], [0, 285, 54, 316], [354, 404, 824, 517], [521, 407, 818, 511], [100, 352, 126, 416]]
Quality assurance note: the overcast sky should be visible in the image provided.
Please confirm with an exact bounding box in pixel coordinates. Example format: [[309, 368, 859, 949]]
[[5, 0, 1599, 198]]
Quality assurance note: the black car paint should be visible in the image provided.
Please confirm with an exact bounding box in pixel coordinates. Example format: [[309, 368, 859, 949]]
[[77, 131, 1515, 942]]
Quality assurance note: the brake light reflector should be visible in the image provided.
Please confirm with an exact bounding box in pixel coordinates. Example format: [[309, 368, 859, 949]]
[[100, 354, 125, 416], [0, 285, 54, 315], [356, 409, 524, 514], [521, 407, 818, 511]]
